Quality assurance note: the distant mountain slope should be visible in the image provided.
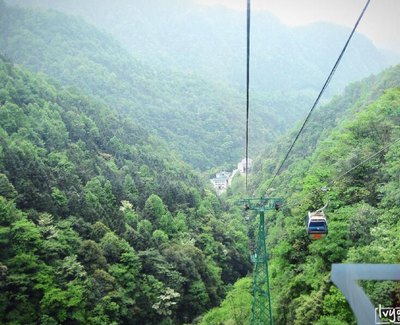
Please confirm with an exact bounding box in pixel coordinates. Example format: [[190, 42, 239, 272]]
[[9, 0, 399, 95], [0, 54, 199, 218], [0, 55, 252, 324], [253, 64, 400, 195], [0, 0, 310, 170]]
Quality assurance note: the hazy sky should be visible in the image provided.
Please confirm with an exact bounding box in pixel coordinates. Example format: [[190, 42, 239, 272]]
[[195, 0, 400, 53]]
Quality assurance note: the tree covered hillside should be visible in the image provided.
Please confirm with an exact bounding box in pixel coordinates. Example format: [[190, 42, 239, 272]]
[[201, 65, 400, 324], [9, 0, 399, 95], [0, 56, 252, 324], [266, 87, 400, 325], [0, 1, 305, 170], [254, 64, 400, 194], [1, 1, 399, 324]]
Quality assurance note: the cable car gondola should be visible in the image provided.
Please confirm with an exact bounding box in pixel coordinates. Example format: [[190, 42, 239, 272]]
[[306, 210, 328, 238], [306, 188, 329, 239]]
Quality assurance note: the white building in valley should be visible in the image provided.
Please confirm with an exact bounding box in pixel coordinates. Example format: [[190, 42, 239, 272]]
[[210, 158, 253, 194], [210, 171, 231, 194]]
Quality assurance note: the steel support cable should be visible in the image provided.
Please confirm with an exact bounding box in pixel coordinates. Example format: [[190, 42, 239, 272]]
[[326, 136, 400, 187], [265, 0, 372, 193], [245, 0, 251, 193], [279, 136, 400, 210]]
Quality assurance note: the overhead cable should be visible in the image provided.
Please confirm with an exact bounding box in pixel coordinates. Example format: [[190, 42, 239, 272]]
[[265, 0, 372, 193], [245, 0, 251, 193]]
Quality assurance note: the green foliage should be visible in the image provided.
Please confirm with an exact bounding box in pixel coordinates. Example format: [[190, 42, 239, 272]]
[[77, 240, 107, 273], [322, 286, 356, 324], [0, 54, 251, 323], [11, 219, 41, 253], [0, 173, 17, 199], [199, 277, 252, 325], [265, 80, 400, 323], [0, 1, 323, 170], [203, 67, 400, 324], [144, 194, 167, 226], [153, 229, 169, 246], [1, 1, 397, 323], [40, 283, 86, 323]]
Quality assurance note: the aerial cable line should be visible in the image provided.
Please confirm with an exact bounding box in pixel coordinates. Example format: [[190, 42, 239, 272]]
[[281, 136, 400, 210], [326, 136, 400, 187], [265, 0, 372, 193], [240, 1, 277, 324], [245, 0, 251, 193]]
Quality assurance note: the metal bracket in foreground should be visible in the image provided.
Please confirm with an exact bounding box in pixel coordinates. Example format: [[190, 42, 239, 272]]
[[331, 264, 400, 325]]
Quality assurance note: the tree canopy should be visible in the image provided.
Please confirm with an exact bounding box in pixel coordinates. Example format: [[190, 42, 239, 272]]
[[0, 56, 251, 324]]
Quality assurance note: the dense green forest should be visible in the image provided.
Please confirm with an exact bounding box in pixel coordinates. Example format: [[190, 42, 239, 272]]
[[0, 0, 309, 170], [8, 0, 399, 94], [2, 1, 397, 171], [201, 65, 400, 324], [0, 56, 253, 324], [0, 0, 399, 324]]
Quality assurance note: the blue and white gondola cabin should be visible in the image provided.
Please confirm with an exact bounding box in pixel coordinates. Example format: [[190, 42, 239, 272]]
[[306, 210, 328, 238]]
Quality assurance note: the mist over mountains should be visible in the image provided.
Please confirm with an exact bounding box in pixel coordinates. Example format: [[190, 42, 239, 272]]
[[8, 0, 399, 96], [3, 0, 398, 171], [0, 1, 300, 170], [1, 1, 400, 324]]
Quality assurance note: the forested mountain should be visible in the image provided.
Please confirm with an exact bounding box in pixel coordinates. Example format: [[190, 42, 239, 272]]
[[0, 56, 252, 324], [201, 64, 400, 324], [0, 0, 307, 170], [1, 1, 399, 324], [8, 0, 399, 94], [2, 1, 398, 170], [253, 64, 400, 195]]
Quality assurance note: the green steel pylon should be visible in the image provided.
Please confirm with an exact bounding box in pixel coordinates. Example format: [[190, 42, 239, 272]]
[[237, 197, 283, 325]]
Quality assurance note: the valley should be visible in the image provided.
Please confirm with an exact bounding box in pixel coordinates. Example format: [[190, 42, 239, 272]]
[[0, 0, 399, 324]]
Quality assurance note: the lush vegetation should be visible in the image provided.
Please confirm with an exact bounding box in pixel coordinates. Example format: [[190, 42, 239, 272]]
[[202, 65, 400, 324], [0, 56, 253, 324], [1, 1, 399, 324], [8, 0, 398, 94], [0, 0, 304, 170]]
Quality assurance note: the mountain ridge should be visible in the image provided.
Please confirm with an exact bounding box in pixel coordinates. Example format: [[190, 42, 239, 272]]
[[1, 1, 298, 170], [9, 0, 398, 95]]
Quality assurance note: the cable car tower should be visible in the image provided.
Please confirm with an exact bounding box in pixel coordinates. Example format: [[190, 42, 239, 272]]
[[239, 0, 283, 322], [237, 197, 282, 325], [237, 0, 372, 322]]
